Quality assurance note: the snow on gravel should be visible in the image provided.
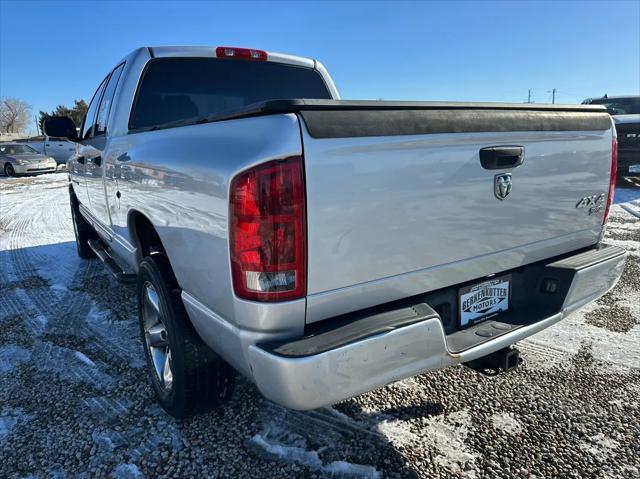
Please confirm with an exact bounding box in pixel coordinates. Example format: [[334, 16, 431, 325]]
[[490, 412, 522, 435], [616, 183, 640, 218], [0, 344, 31, 374], [0, 173, 639, 478]]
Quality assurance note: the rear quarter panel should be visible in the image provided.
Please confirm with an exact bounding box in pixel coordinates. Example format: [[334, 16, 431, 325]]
[[107, 113, 304, 329]]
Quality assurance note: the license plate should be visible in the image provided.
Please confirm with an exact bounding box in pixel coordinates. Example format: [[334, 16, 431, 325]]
[[629, 164, 640, 173], [459, 275, 510, 327]]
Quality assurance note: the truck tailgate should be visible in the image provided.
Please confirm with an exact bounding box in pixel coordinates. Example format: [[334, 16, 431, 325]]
[[296, 103, 613, 322]]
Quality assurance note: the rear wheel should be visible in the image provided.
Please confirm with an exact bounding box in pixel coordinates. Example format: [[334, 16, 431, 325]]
[[70, 193, 96, 259], [137, 254, 234, 418], [4, 163, 15, 177]]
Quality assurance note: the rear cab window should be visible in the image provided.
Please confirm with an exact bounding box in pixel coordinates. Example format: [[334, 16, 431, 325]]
[[129, 58, 332, 131]]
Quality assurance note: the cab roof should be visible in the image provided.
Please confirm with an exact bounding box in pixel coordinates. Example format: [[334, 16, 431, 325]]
[[146, 46, 317, 69]]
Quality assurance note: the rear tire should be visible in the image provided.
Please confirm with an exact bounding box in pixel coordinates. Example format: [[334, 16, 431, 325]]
[[70, 190, 96, 259], [4, 163, 15, 177], [137, 254, 234, 419]]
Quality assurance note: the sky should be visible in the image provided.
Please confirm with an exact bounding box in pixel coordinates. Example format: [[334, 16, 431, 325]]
[[1, 0, 639, 133]]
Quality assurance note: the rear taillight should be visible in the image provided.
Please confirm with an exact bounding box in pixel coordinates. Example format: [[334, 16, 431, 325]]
[[229, 157, 306, 301], [215, 46, 267, 61], [602, 135, 618, 225]]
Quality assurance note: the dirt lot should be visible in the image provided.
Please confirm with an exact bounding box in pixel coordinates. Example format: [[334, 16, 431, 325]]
[[1, 173, 639, 479]]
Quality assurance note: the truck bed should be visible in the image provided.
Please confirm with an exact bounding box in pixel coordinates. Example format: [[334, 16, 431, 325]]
[[229, 100, 611, 324]]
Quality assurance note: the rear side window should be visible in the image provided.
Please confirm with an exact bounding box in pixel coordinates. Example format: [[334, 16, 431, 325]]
[[95, 63, 125, 136], [130, 58, 332, 131], [81, 77, 108, 140]]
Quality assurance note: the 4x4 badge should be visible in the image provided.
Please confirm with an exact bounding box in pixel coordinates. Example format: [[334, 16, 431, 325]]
[[494, 173, 512, 200]]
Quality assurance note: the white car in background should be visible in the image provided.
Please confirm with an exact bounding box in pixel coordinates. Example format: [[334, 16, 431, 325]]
[[0, 143, 58, 176], [18, 135, 76, 167]]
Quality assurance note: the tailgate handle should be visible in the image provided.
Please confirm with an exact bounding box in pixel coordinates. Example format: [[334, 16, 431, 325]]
[[479, 146, 524, 169]]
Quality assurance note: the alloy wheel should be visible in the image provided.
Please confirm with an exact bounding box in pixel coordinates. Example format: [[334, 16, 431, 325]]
[[142, 282, 173, 391]]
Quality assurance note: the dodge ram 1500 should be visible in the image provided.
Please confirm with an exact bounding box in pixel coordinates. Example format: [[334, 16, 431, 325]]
[[43, 46, 626, 418]]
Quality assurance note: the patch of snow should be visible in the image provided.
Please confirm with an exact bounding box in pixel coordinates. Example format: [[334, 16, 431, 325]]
[[377, 419, 420, 448], [250, 425, 381, 479], [323, 460, 382, 479], [33, 342, 113, 389], [0, 408, 31, 441], [392, 376, 420, 391], [45, 468, 68, 479], [113, 463, 143, 479], [580, 433, 620, 461], [92, 429, 129, 452], [74, 351, 96, 367], [324, 406, 355, 423], [0, 415, 20, 441], [251, 432, 322, 468], [86, 305, 111, 322], [491, 413, 522, 434], [0, 345, 31, 374], [50, 283, 68, 293], [85, 305, 145, 369], [523, 277, 640, 371], [83, 396, 130, 424], [422, 410, 478, 477]]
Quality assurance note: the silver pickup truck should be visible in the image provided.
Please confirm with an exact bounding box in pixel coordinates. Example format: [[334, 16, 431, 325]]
[[43, 46, 626, 419]]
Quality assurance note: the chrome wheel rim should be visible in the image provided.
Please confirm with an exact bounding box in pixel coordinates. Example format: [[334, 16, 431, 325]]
[[142, 282, 173, 391]]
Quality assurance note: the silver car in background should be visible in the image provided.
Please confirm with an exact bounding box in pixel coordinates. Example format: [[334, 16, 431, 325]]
[[0, 143, 58, 176]]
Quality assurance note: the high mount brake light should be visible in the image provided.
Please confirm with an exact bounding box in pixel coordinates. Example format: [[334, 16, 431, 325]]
[[229, 157, 306, 301], [603, 134, 618, 225], [215, 46, 268, 61]]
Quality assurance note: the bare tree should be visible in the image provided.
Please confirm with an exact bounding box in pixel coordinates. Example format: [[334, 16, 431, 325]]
[[0, 98, 32, 133]]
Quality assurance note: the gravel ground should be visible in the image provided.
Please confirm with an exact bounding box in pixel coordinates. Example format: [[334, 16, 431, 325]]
[[0, 172, 639, 479]]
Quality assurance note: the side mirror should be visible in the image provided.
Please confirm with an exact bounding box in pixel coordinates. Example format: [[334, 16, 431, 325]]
[[42, 116, 78, 142]]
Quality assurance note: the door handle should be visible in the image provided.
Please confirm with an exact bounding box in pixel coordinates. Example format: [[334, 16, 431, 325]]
[[77, 156, 85, 164], [479, 146, 524, 170], [91, 156, 102, 166]]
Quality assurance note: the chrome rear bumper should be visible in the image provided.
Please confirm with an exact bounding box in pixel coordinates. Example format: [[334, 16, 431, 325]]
[[248, 244, 626, 410]]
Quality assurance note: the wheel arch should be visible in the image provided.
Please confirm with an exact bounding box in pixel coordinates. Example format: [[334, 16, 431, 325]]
[[128, 209, 167, 262]]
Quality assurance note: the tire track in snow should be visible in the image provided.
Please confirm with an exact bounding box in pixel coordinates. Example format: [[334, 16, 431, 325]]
[[3, 190, 97, 335], [1, 175, 140, 375]]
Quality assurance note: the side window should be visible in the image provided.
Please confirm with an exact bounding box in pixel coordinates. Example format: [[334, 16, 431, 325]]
[[80, 77, 108, 140], [95, 64, 125, 136]]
